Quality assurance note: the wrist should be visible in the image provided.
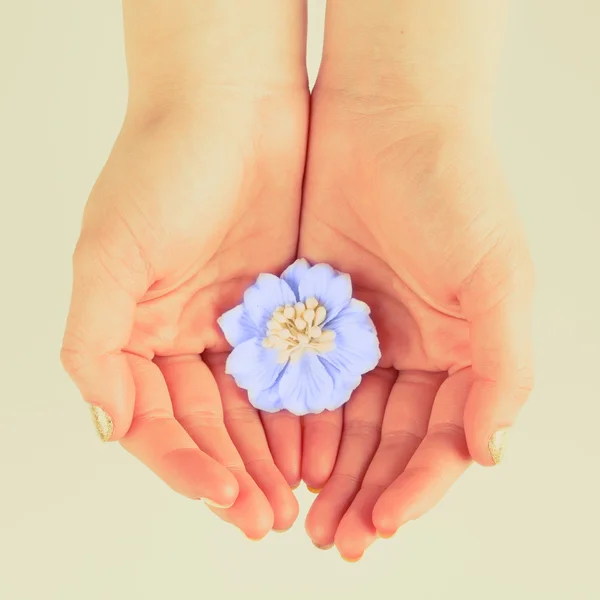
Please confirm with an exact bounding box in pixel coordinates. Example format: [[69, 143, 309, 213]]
[[317, 0, 507, 120], [123, 0, 308, 112]]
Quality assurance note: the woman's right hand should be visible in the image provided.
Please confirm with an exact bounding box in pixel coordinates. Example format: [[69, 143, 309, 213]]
[[61, 0, 309, 538]]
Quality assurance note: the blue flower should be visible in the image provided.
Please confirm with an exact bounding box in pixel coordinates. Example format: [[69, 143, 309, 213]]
[[217, 259, 381, 416]]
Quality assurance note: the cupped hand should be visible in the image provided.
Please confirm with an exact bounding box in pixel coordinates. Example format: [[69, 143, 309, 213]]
[[61, 88, 308, 538], [299, 92, 535, 558]]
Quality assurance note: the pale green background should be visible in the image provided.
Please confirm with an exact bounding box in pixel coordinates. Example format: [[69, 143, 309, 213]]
[[0, 1, 599, 599]]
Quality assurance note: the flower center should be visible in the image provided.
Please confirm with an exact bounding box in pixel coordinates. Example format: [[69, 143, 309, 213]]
[[262, 296, 336, 364]]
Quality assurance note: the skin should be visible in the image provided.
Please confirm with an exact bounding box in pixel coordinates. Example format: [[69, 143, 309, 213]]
[[61, 0, 309, 538], [61, 0, 534, 555], [300, 0, 534, 559]]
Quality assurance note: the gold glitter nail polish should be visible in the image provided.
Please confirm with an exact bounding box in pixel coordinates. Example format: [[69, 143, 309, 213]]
[[489, 429, 509, 464], [90, 405, 113, 442], [376, 530, 395, 539], [313, 542, 334, 550], [341, 555, 362, 563], [306, 485, 322, 494]]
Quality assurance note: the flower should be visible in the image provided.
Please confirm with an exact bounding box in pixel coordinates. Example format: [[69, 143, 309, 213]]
[[217, 259, 381, 415]]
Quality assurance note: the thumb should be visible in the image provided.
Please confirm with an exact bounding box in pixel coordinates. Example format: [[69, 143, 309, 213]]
[[61, 227, 152, 442], [461, 256, 535, 466]]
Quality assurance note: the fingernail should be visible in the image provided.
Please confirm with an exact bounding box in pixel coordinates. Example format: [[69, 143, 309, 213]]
[[306, 485, 322, 494], [376, 530, 395, 539], [341, 554, 363, 563], [313, 542, 334, 550], [201, 498, 234, 509], [489, 428, 510, 464], [273, 527, 292, 533], [90, 405, 113, 442], [290, 483, 300, 490]]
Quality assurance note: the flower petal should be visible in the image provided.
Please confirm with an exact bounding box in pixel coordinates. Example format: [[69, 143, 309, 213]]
[[320, 303, 381, 380], [280, 258, 310, 298], [217, 304, 259, 347], [278, 351, 334, 416], [243, 273, 297, 331], [326, 298, 374, 331], [249, 380, 284, 413], [318, 357, 361, 411], [298, 264, 352, 322], [225, 338, 284, 393]]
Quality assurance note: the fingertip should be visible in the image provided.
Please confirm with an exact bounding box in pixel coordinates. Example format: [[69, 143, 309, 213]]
[[160, 448, 240, 503], [89, 404, 115, 442], [466, 428, 512, 467], [212, 473, 241, 508], [372, 487, 415, 534], [372, 503, 397, 537], [242, 506, 275, 541], [487, 428, 510, 465], [211, 472, 274, 540], [334, 525, 375, 560], [274, 490, 300, 532], [265, 480, 299, 532], [72, 353, 136, 441], [305, 509, 333, 549], [464, 380, 513, 466]]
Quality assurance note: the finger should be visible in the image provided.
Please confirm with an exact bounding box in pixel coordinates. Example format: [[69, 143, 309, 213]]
[[158, 354, 279, 539], [305, 370, 393, 549], [60, 231, 151, 441], [208, 354, 299, 534], [462, 262, 535, 466], [119, 355, 239, 507], [260, 410, 302, 488], [334, 371, 443, 559], [301, 408, 343, 491], [372, 368, 473, 537]]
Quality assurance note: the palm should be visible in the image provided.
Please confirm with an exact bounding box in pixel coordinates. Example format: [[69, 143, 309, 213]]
[[298, 91, 530, 558], [77, 91, 308, 537]]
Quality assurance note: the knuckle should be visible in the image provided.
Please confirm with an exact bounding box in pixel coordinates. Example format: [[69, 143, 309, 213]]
[[177, 410, 223, 431], [343, 419, 382, 442], [427, 422, 466, 441], [380, 428, 424, 449], [224, 404, 259, 425], [331, 471, 362, 488]]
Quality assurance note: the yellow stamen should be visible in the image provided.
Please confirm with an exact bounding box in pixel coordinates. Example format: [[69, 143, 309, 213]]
[[294, 318, 307, 331], [315, 306, 327, 326], [310, 326, 322, 339], [274, 312, 288, 324], [262, 299, 335, 363], [305, 297, 319, 310]]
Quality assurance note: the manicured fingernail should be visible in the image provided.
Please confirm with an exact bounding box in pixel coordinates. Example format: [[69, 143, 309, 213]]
[[273, 527, 292, 533], [290, 483, 300, 490], [341, 554, 363, 563], [377, 530, 395, 539], [306, 485, 322, 494], [90, 405, 113, 442], [313, 542, 334, 550], [201, 498, 234, 509], [489, 428, 510, 464]]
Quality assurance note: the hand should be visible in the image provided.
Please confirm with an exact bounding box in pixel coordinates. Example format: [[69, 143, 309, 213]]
[[61, 0, 310, 538], [298, 91, 534, 558]]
